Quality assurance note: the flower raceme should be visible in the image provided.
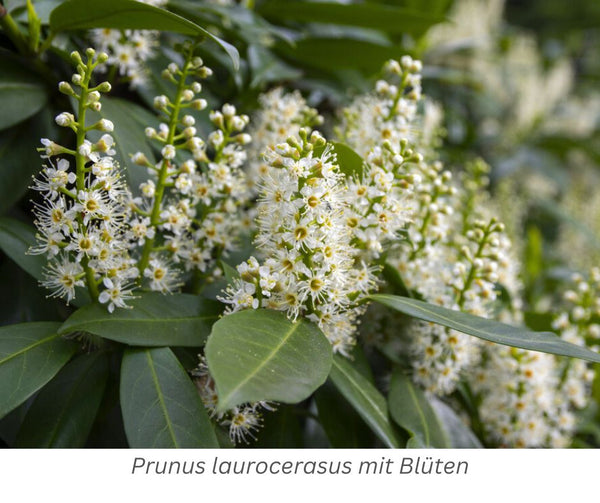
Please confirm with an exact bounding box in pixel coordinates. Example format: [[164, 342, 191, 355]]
[[31, 49, 138, 309], [30, 44, 252, 308], [220, 128, 378, 356]]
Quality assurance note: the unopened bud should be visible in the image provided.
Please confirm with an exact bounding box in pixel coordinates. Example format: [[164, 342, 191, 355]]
[[191, 99, 207, 111]]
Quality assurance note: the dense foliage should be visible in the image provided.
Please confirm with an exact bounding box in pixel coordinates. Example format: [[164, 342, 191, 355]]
[[1, 0, 599, 448]]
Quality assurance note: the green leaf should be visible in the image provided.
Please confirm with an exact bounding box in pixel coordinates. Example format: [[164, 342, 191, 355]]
[[370, 294, 600, 363], [331, 142, 364, 177], [257, 1, 445, 37], [314, 381, 375, 447], [429, 397, 482, 448], [314, 141, 364, 177], [0, 56, 48, 130], [275, 37, 402, 75], [120, 347, 218, 448], [0, 217, 45, 280], [247, 44, 302, 89], [205, 309, 332, 412], [15, 352, 109, 447], [220, 260, 239, 285], [59, 292, 222, 347], [49, 0, 239, 70], [0, 107, 56, 215], [94, 97, 156, 194], [253, 405, 303, 448], [0, 322, 77, 419], [0, 261, 63, 325], [329, 354, 401, 448], [388, 369, 449, 447]]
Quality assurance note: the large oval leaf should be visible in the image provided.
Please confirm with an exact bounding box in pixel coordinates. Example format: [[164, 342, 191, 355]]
[[49, 0, 239, 69], [59, 292, 222, 347], [370, 294, 600, 363], [0, 322, 77, 419], [205, 309, 332, 412], [388, 369, 449, 448], [15, 352, 109, 447], [120, 347, 218, 448], [329, 354, 401, 448], [0, 57, 48, 130]]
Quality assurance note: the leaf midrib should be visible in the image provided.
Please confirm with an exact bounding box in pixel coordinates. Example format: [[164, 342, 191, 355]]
[[217, 320, 302, 409], [405, 380, 430, 446], [332, 358, 398, 448], [60, 313, 218, 334], [0, 332, 60, 366], [146, 350, 179, 448], [372, 294, 600, 363]]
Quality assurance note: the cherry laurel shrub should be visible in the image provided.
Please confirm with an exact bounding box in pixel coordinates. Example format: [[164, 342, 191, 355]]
[[1, 0, 599, 449]]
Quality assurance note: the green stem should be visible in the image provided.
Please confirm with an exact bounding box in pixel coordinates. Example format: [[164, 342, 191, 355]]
[[457, 223, 493, 309], [0, 7, 30, 55], [74, 58, 99, 302], [137, 49, 194, 278]]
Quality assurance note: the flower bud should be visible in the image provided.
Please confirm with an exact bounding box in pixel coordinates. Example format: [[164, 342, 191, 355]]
[[98, 119, 114, 132], [161, 144, 176, 160], [191, 99, 207, 111], [131, 152, 149, 165], [58, 81, 75, 96], [97, 81, 112, 93], [55, 112, 75, 127]]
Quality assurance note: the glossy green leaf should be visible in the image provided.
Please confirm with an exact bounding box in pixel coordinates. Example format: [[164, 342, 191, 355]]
[[205, 309, 332, 412], [247, 44, 302, 89], [257, 1, 445, 37], [388, 370, 449, 448], [0, 261, 63, 325], [0, 107, 56, 215], [16, 352, 109, 447], [370, 294, 600, 363], [429, 397, 482, 448], [253, 405, 303, 448], [315, 382, 374, 447], [314, 141, 364, 177], [120, 347, 218, 448], [329, 354, 401, 448], [0, 322, 77, 419], [0, 217, 45, 280], [332, 142, 364, 177], [275, 37, 401, 74], [59, 292, 222, 347], [49, 0, 239, 69], [0, 57, 48, 130]]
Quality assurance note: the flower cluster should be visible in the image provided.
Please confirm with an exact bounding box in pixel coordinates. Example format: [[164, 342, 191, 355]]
[[31, 49, 137, 311], [246, 87, 323, 196], [91, 0, 167, 88], [192, 356, 271, 444], [337, 55, 422, 158], [220, 129, 376, 355], [344, 139, 421, 261], [131, 47, 252, 289]]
